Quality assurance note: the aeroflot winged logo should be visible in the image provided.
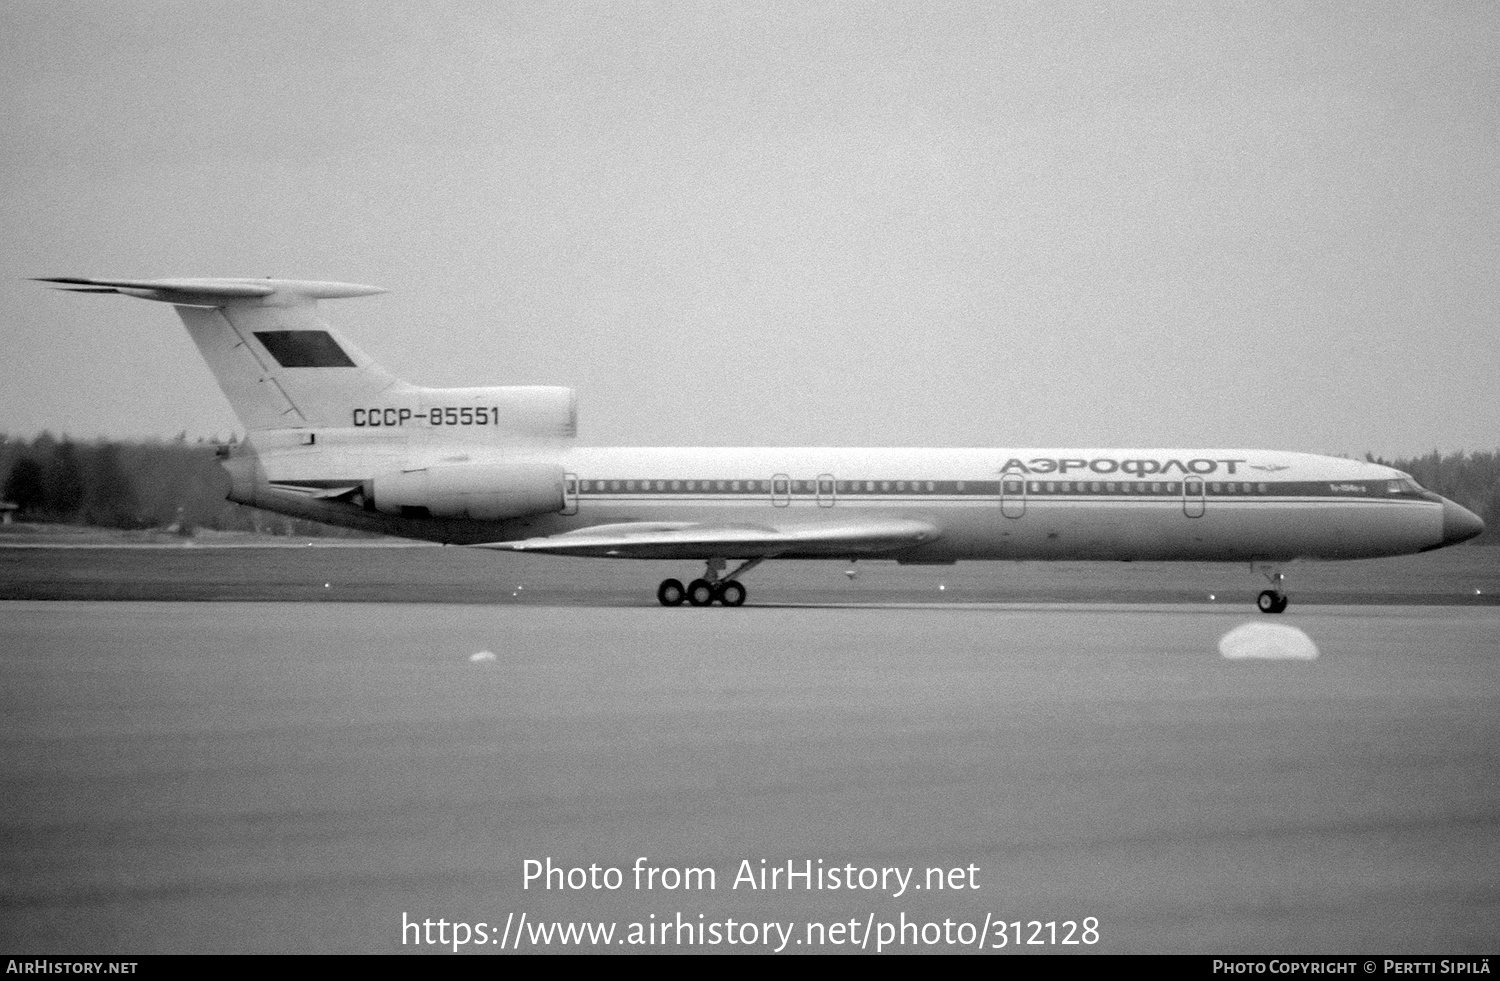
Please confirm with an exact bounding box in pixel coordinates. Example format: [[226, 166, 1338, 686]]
[[1250, 463, 1292, 472], [997, 456, 1247, 476]]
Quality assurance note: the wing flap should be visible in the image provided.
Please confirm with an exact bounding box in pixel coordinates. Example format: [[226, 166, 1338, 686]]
[[473, 518, 940, 559], [266, 482, 363, 501]]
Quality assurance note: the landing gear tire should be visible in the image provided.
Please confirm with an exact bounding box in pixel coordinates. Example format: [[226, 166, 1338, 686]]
[[687, 579, 716, 607], [716, 581, 747, 607], [657, 578, 686, 607], [1258, 590, 1288, 614]]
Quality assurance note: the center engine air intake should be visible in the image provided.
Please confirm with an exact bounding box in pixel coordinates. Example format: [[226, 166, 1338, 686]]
[[366, 462, 565, 521]]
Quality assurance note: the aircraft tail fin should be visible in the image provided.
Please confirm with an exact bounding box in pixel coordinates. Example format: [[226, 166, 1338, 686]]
[[37, 277, 408, 432], [39, 277, 577, 440]]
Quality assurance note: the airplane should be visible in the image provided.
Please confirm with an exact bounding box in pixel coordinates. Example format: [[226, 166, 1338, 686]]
[[38, 276, 1485, 612]]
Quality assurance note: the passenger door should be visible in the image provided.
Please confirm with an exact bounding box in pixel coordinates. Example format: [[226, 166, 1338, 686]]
[[1182, 477, 1205, 518], [1001, 474, 1026, 518]]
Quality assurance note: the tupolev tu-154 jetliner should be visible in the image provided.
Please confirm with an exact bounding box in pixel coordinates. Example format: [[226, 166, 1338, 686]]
[[40, 276, 1485, 612]]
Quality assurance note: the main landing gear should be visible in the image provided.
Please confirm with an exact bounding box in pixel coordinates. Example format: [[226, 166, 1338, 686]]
[[1256, 567, 1289, 614], [657, 558, 764, 607]]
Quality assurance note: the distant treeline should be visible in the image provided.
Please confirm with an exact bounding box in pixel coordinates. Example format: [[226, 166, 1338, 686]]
[[0, 433, 368, 537], [2, 433, 1497, 543]]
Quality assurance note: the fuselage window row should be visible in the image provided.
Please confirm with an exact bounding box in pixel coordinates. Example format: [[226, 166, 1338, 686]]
[[572, 479, 1278, 495]]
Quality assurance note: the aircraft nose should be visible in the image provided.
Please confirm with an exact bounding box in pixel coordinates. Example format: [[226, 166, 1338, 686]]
[[1440, 497, 1485, 546]]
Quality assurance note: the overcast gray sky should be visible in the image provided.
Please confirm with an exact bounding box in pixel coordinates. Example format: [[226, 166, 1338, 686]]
[[2, 1, 1496, 456]]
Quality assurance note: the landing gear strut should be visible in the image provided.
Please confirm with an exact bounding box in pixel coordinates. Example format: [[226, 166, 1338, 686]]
[[658, 557, 763, 607], [1255, 567, 1289, 614]]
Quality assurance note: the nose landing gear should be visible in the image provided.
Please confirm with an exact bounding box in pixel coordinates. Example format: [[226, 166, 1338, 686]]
[[658, 557, 763, 607], [1255, 567, 1289, 614], [1257, 590, 1288, 614]]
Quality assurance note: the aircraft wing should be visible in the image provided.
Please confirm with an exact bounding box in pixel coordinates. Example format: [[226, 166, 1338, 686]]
[[472, 518, 941, 559]]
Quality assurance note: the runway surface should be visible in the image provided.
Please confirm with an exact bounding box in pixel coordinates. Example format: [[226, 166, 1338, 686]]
[[2, 601, 1497, 954], [1, 540, 1496, 607]]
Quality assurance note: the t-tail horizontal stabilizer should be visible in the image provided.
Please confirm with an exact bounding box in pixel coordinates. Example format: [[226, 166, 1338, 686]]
[[33, 277, 387, 305]]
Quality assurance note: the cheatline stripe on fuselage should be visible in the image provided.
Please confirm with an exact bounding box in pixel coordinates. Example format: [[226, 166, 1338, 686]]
[[560, 478, 1432, 501], [570, 500, 1437, 515], [269, 477, 1441, 506], [568, 497, 1434, 506]]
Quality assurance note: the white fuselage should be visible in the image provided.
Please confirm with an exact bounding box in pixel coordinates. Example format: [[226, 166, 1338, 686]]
[[237, 439, 1449, 563]]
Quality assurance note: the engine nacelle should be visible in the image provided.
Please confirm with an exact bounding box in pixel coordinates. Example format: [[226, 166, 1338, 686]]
[[367, 461, 565, 521]]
